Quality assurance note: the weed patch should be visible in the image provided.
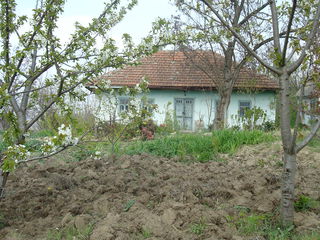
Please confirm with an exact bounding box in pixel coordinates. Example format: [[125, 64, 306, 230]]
[[47, 224, 93, 240], [294, 195, 320, 212], [124, 130, 275, 162], [125, 134, 215, 162], [228, 210, 320, 240], [190, 220, 207, 235], [212, 129, 275, 154]]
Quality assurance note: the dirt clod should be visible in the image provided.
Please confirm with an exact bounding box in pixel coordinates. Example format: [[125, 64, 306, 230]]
[[0, 142, 319, 239]]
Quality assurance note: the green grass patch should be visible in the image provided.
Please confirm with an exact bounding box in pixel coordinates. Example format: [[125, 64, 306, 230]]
[[190, 220, 207, 235], [47, 224, 93, 240], [125, 134, 215, 162], [212, 129, 275, 154], [124, 130, 275, 162], [29, 129, 55, 138], [228, 210, 320, 240], [307, 137, 320, 152], [294, 195, 320, 212]]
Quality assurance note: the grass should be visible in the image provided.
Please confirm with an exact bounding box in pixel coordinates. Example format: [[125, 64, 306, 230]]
[[133, 227, 153, 240], [125, 133, 215, 162], [294, 195, 320, 212], [307, 137, 320, 152], [228, 210, 320, 240], [47, 224, 93, 240], [29, 129, 55, 138], [190, 219, 207, 235], [211, 129, 275, 154], [124, 130, 275, 162]]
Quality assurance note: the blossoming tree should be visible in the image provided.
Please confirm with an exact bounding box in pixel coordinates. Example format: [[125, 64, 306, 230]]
[[0, 0, 156, 197]]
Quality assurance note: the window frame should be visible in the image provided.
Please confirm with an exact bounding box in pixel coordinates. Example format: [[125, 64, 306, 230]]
[[118, 97, 129, 113], [238, 100, 252, 117]]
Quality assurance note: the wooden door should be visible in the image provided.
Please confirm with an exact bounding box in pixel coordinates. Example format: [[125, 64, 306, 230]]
[[175, 98, 194, 130]]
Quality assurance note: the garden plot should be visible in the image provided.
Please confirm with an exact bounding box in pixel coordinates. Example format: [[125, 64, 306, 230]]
[[0, 141, 319, 240]]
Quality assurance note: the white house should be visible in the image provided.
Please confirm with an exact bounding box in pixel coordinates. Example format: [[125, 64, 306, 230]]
[[89, 51, 279, 131]]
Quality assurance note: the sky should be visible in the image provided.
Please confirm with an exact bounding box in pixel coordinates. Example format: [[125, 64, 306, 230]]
[[16, 0, 177, 46]]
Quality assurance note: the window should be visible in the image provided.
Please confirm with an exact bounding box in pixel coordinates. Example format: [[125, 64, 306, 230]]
[[239, 100, 251, 117], [118, 97, 155, 113], [119, 97, 129, 113]]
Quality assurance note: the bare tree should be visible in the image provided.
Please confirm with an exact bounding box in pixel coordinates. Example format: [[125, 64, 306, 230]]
[[201, 0, 320, 226], [172, 0, 271, 129]]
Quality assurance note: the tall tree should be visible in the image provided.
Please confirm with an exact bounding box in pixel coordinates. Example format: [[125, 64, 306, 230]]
[[0, 0, 153, 196], [201, 0, 320, 226], [170, 0, 271, 129]]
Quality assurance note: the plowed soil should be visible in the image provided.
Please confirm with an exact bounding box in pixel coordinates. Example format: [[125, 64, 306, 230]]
[[0, 141, 319, 240]]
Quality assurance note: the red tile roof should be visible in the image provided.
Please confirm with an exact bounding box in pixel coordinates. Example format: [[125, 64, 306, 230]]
[[93, 50, 279, 91]]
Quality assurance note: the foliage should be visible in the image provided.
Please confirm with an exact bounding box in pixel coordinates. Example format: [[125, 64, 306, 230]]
[[0, 0, 157, 178], [261, 120, 277, 132], [47, 224, 94, 240], [155, 101, 178, 135], [198, 0, 320, 226], [233, 107, 268, 130], [125, 134, 215, 162], [190, 220, 207, 235], [307, 137, 320, 149], [2, 144, 31, 172], [228, 209, 320, 240], [212, 129, 275, 154], [294, 195, 320, 212], [231, 211, 269, 236], [125, 130, 274, 162], [94, 77, 157, 153], [29, 130, 55, 138], [123, 199, 136, 212]]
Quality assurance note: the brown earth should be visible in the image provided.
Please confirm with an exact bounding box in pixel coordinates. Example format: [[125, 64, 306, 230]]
[[0, 141, 319, 240]]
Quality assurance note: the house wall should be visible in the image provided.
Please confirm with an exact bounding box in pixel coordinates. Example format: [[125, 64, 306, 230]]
[[95, 89, 276, 130], [148, 89, 276, 130]]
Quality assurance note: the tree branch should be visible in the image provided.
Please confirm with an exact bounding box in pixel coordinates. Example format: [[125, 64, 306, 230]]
[[200, 0, 281, 75], [282, 0, 297, 66], [239, 0, 271, 26], [270, 0, 281, 55], [288, 2, 320, 74], [8, 0, 56, 91], [296, 118, 320, 153]]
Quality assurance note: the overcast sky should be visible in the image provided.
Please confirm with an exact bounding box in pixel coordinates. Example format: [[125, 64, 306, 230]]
[[16, 0, 177, 46]]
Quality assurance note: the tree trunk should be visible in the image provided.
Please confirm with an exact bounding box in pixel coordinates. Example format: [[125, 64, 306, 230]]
[[214, 88, 232, 130], [0, 170, 9, 198], [281, 152, 297, 226], [279, 71, 297, 226]]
